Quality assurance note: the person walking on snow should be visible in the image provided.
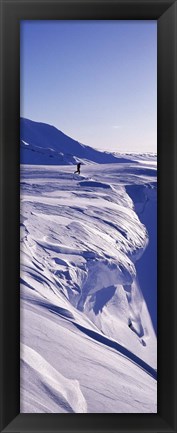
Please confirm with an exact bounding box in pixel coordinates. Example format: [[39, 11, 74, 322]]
[[74, 162, 81, 175]]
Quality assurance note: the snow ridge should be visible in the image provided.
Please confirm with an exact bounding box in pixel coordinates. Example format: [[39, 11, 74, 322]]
[[21, 344, 87, 413], [20, 118, 134, 165]]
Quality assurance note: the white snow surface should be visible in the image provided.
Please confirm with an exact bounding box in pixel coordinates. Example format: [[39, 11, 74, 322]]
[[20, 158, 157, 413]]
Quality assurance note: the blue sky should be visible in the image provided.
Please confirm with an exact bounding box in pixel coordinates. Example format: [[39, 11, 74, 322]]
[[20, 20, 157, 153]]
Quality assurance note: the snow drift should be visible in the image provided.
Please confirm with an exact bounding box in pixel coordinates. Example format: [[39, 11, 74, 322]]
[[21, 343, 87, 413], [20, 155, 157, 413]]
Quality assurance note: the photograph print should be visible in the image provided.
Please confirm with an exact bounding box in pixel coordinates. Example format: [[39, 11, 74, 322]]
[[20, 20, 157, 413]]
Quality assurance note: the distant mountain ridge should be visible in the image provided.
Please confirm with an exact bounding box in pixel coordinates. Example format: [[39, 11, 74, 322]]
[[20, 118, 133, 165]]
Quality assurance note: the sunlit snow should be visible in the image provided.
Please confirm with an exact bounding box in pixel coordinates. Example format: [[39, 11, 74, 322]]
[[20, 120, 157, 413]]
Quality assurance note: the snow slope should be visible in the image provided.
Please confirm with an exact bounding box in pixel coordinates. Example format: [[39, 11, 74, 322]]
[[20, 118, 134, 165], [20, 158, 157, 413]]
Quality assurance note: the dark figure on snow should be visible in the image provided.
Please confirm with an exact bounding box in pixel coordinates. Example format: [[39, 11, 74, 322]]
[[74, 162, 81, 175]]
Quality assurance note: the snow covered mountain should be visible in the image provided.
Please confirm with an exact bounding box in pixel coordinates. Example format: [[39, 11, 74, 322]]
[[20, 118, 134, 165], [20, 154, 157, 413]]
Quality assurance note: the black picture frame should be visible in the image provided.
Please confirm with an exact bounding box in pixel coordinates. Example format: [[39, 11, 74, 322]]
[[0, 0, 177, 432]]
